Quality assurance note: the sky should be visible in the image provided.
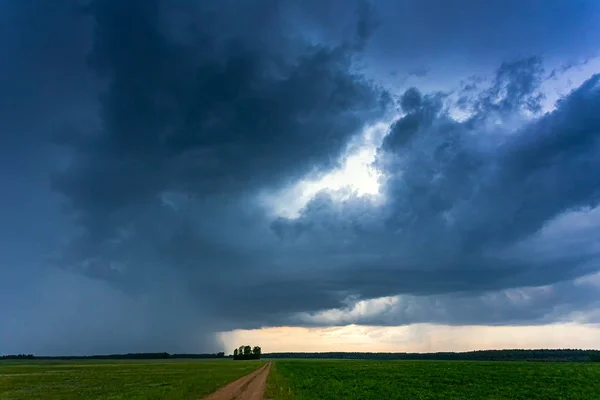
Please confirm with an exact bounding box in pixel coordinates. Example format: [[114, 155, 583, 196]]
[[1, 0, 600, 356]]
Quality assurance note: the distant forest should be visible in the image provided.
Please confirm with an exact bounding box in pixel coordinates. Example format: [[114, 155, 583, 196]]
[[0, 352, 225, 360], [2, 349, 599, 362], [264, 349, 600, 362]]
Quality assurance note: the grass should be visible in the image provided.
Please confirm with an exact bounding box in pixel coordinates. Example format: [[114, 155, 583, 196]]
[[265, 359, 600, 399], [0, 359, 265, 399]]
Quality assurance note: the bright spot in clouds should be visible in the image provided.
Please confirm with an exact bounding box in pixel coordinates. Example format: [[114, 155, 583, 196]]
[[263, 56, 600, 221], [262, 121, 391, 218], [540, 56, 600, 112]]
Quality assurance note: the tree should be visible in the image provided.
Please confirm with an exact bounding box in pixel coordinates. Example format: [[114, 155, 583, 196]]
[[232, 344, 262, 360]]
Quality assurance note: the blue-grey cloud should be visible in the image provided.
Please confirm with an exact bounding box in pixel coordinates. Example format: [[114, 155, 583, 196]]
[[2, 0, 600, 355], [292, 278, 600, 327], [296, 60, 597, 249], [271, 61, 600, 323]]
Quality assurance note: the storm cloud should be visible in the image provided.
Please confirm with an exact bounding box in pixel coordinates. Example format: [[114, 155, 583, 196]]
[[2, 0, 600, 354]]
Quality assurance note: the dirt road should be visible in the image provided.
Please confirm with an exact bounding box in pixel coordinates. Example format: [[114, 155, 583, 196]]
[[201, 362, 271, 400]]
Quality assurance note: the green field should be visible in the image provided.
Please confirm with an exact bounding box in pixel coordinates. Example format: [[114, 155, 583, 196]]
[[0, 359, 264, 399], [3, 358, 600, 399], [265, 359, 600, 399]]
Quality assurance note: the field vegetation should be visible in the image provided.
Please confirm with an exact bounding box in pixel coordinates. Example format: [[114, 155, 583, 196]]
[[3, 354, 600, 399], [0, 359, 264, 400], [265, 359, 600, 399]]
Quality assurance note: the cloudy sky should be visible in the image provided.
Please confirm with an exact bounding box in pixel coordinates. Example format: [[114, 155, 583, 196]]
[[2, 0, 600, 355]]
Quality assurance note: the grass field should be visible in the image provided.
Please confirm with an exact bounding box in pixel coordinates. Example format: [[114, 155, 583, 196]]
[[0, 359, 264, 399], [265, 359, 600, 399], [3, 358, 600, 399]]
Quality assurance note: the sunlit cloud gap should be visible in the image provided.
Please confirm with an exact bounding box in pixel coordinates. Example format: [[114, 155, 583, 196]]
[[262, 57, 600, 220], [262, 121, 394, 219]]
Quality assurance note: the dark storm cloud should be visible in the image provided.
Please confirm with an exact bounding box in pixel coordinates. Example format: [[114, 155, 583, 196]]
[[0, 1, 98, 164], [32, 0, 387, 352], [3, 0, 600, 355], [53, 0, 386, 227], [291, 277, 600, 327], [273, 60, 600, 322]]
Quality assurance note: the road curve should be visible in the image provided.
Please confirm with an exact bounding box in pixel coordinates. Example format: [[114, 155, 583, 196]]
[[201, 362, 271, 400]]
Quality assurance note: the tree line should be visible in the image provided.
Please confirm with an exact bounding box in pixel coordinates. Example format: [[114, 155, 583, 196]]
[[4, 349, 599, 362], [263, 349, 600, 362], [233, 345, 261, 360], [0, 352, 226, 360]]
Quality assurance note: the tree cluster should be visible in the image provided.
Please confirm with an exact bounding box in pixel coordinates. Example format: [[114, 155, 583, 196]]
[[232, 345, 261, 360]]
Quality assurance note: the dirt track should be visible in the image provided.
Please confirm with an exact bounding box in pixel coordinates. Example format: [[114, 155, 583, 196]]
[[202, 363, 271, 400]]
